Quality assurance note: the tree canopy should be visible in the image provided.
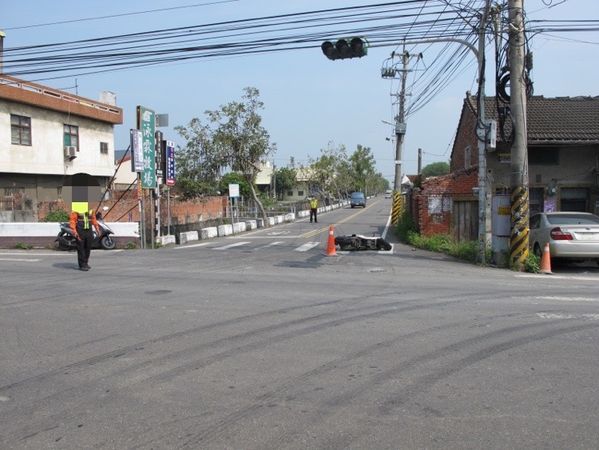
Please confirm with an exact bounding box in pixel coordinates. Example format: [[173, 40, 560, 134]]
[[175, 87, 275, 223], [421, 161, 450, 178]]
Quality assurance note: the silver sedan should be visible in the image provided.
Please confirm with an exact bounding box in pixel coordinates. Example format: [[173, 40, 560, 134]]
[[529, 211, 599, 262]]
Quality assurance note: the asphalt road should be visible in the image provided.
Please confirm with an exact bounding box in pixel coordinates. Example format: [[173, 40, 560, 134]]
[[1, 197, 599, 449]]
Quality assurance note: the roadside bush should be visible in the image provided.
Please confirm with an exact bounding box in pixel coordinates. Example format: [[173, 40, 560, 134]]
[[15, 242, 33, 250], [395, 211, 417, 242], [523, 252, 540, 273], [41, 209, 69, 222]]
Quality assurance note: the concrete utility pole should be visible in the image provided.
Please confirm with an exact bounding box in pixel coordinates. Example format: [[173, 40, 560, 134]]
[[393, 50, 410, 193], [383, 50, 421, 224], [508, 0, 530, 268], [475, 1, 492, 264]]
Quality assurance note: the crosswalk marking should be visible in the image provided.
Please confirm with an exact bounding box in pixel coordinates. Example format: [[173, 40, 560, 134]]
[[255, 241, 283, 250], [213, 241, 251, 250], [0, 258, 40, 262], [294, 242, 320, 252], [174, 242, 209, 249]]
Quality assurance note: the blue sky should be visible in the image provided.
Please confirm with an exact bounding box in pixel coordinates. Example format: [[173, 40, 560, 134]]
[[2, 0, 598, 182]]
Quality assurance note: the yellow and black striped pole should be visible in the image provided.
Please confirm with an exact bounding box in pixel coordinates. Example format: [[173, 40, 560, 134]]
[[391, 191, 404, 225], [510, 186, 529, 269]]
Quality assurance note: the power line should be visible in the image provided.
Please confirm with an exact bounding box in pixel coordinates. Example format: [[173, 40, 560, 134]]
[[2, 0, 241, 31]]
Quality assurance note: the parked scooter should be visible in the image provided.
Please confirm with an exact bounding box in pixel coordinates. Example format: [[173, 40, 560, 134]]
[[54, 212, 116, 250]]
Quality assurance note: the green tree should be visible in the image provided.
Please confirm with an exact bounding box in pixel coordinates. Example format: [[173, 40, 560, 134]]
[[349, 145, 376, 194], [421, 161, 450, 178], [274, 167, 297, 199], [219, 172, 251, 198], [175, 87, 276, 224], [208, 87, 275, 225], [175, 118, 224, 198]]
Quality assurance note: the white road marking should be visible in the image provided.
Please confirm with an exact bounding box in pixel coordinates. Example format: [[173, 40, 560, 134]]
[[213, 241, 250, 250], [537, 312, 599, 321], [378, 244, 395, 254], [294, 242, 320, 252], [516, 274, 599, 282], [0, 258, 40, 262], [534, 296, 599, 302], [174, 242, 209, 249], [0, 252, 71, 257], [255, 241, 283, 250]]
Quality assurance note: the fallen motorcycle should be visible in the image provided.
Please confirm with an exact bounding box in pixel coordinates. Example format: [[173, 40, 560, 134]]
[[334, 234, 392, 251], [54, 218, 116, 251]]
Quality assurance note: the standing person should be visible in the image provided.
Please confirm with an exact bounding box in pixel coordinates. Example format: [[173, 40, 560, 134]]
[[69, 207, 100, 271], [309, 196, 318, 223]]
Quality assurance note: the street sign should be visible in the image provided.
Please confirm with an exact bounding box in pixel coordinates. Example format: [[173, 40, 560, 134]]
[[229, 183, 240, 198], [130, 129, 143, 172], [137, 106, 156, 189], [165, 141, 176, 186]]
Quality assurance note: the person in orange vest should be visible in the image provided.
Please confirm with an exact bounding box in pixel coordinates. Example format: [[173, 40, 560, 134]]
[[69, 207, 100, 271], [309, 196, 318, 223]]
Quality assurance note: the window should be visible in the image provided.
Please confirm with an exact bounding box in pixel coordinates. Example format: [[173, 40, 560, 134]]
[[63, 124, 79, 150], [11, 114, 31, 145], [297, 190, 304, 197], [100, 142, 108, 154], [529, 147, 559, 165], [287, 190, 293, 196], [464, 145, 471, 169]]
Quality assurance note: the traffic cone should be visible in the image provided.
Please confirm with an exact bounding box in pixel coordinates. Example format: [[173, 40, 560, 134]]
[[326, 224, 337, 256], [540, 242, 552, 274]]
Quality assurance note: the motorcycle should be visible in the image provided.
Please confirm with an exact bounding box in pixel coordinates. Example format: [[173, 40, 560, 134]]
[[335, 234, 392, 251], [54, 216, 116, 251]]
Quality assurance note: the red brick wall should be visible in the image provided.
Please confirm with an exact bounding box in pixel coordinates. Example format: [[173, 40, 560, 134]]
[[413, 169, 478, 236], [450, 98, 479, 172]]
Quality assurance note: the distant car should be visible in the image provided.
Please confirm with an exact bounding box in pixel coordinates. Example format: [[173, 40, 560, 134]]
[[350, 192, 366, 208], [384, 190, 392, 199], [529, 212, 599, 263]]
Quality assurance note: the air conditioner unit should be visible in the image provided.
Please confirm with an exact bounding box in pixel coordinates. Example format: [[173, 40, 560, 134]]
[[64, 146, 77, 160]]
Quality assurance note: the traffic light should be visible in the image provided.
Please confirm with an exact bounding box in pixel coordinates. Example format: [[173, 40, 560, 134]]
[[321, 37, 368, 61]]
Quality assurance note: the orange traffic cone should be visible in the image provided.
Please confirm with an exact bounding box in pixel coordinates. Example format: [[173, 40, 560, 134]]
[[326, 224, 337, 256], [540, 242, 552, 274]]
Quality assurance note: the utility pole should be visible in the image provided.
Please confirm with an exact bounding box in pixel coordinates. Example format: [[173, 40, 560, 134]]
[[508, 0, 530, 268], [382, 49, 421, 224], [417, 148, 422, 175], [475, 1, 491, 264]]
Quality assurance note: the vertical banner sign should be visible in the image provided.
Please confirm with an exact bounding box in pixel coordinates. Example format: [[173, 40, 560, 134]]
[[130, 129, 144, 172], [137, 106, 156, 189], [165, 140, 176, 186]]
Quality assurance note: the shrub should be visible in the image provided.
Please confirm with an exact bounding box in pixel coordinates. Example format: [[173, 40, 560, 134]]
[[406, 232, 484, 264], [523, 252, 540, 273], [41, 209, 69, 222], [15, 242, 33, 250], [396, 211, 417, 242]]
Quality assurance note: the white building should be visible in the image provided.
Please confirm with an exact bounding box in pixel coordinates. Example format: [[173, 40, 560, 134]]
[[0, 75, 123, 221]]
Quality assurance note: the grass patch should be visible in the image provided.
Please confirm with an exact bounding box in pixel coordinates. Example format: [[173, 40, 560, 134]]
[[15, 242, 33, 250], [405, 231, 485, 264]]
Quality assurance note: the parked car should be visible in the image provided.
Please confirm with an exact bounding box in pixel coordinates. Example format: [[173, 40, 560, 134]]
[[384, 189, 392, 199], [350, 192, 366, 208], [529, 212, 599, 263]]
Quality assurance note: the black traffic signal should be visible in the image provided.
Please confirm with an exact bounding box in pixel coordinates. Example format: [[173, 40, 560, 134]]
[[321, 37, 368, 61]]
